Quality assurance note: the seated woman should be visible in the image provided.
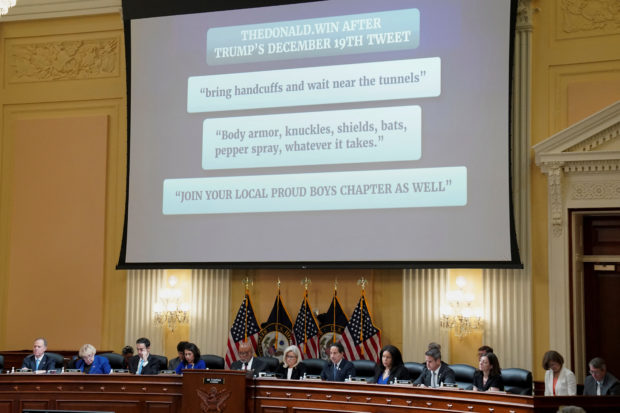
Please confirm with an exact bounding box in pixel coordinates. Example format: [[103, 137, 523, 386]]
[[275, 345, 306, 380], [175, 342, 206, 374], [473, 352, 504, 392], [543, 350, 576, 396], [121, 345, 134, 369], [372, 345, 410, 384], [75, 344, 111, 374]]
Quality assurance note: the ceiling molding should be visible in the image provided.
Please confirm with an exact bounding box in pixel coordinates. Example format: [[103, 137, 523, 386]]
[[0, 0, 121, 22]]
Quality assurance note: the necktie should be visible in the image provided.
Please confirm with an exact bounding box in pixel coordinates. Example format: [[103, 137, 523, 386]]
[[432, 371, 436, 387], [242, 363, 246, 371], [333, 364, 338, 380], [35, 359, 40, 371], [597, 381, 601, 396], [137, 359, 144, 374]]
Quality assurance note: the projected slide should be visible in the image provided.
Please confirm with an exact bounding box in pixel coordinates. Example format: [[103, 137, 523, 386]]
[[124, 0, 515, 265], [177, 13, 444, 216]]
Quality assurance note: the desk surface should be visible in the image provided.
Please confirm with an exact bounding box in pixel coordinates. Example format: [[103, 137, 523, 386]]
[[0, 372, 617, 413]]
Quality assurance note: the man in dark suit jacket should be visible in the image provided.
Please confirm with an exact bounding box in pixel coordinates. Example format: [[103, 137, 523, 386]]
[[21, 338, 58, 372], [230, 341, 267, 376], [583, 357, 620, 396], [168, 341, 188, 370], [414, 348, 456, 387], [320, 342, 355, 382], [128, 337, 162, 375]]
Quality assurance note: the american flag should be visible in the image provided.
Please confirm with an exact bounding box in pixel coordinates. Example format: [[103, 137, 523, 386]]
[[339, 294, 381, 362], [293, 293, 322, 359], [225, 293, 260, 368]]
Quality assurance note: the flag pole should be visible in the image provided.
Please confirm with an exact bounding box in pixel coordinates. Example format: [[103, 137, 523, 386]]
[[301, 276, 311, 354], [332, 279, 338, 343], [275, 278, 280, 351], [242, 277, 252, 342], [357, 277, 368, 357]]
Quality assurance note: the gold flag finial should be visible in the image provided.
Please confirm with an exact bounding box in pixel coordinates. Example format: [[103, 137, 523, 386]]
[[277, 277, 281, 290], [301, 276, 311, 290], [242, 277, 253, 291], [334, 278, 338, 291], [357, 276, 368, 291]]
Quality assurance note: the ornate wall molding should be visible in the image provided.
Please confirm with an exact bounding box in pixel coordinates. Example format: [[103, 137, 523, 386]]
[[540, 162, 565, 238], [534, 101, 620, 374], [563, 159, 620, 173], [571, 180, 620, 200], [517, 0, 533, 30], [566, 123, 620, 152], [0, 0, 121, 22], [560, 0, 620, 35], [8, 37, 119, 83]]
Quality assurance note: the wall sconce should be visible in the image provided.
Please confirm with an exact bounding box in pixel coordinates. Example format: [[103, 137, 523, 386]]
[[153, 276, 189, 333], [440, 276, 483, 337], [0, 0, 16, 16]]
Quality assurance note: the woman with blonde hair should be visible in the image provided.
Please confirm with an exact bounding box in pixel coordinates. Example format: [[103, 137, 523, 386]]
[[76, 344, 111, 374], [275, 345, 306, 380]]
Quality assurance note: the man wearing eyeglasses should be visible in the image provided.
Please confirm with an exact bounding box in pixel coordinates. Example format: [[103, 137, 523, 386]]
[[230, 341, 267, 376], [583, 357, 620, 396]]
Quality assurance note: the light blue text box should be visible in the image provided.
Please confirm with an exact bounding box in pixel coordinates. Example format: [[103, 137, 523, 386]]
[[162, 167, 467, 215], [203, 106, 421, 170], [188, 57, 440, 113], [207, 9, 420, 65]]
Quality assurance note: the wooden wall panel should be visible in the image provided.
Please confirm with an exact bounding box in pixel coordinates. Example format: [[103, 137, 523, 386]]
[[0, 13, 127, 352], [6, 115, 107, 349]]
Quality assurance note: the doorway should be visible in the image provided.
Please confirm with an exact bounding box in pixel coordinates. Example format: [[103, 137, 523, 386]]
[[580, 214, 620, 377]]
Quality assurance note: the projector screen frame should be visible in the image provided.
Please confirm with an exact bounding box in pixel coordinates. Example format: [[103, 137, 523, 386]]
[[117, 0, 522, 270]]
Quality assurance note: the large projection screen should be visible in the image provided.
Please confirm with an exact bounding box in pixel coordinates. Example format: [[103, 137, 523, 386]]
[[119, 0, 521, 268]]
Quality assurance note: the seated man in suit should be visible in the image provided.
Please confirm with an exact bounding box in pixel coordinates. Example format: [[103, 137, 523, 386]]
[[128, 337, 162, 375], [168, 341, 188, 370], [21, 338, 57, 372], [583, 357, 620, 396], [320, 342, 355, 382], [230, 341, 267, 376], [413, 348, 456, 388]]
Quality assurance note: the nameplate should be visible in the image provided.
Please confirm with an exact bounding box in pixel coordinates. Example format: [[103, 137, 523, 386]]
[[203, 378, 224, 384], [396, 380, 412, 384], [348, 377, 367, 382]]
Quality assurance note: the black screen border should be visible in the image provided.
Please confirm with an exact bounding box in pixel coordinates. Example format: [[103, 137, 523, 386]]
[[117, 0, 522, 270]]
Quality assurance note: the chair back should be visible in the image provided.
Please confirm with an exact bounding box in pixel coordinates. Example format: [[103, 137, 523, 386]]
[[46, 352, 66, 369], [150, 354, 168, 371], [301, 358, 328, 376], [99, 352, 125, 369], [255, 356, 279, 373], [502, 367, 533, 395], [0, 354, 4, 370], [450, 363, 476, 390], [67, 355, 79, 369], [201, 354, 225, 369], [404, 362, 425, 382], [351, 359, 377, 381]]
